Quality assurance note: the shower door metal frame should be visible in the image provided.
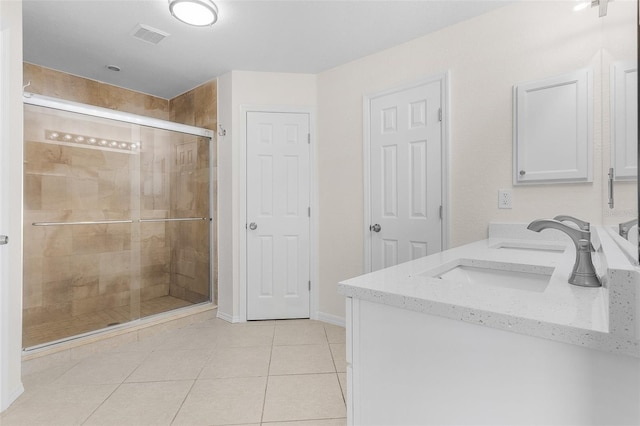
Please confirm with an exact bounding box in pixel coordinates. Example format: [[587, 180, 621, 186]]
[[24, 92, 214, 138], [22, 92, 216, 349]]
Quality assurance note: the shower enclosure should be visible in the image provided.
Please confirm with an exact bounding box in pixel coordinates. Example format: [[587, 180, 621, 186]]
[[22, 95, 213, 349]]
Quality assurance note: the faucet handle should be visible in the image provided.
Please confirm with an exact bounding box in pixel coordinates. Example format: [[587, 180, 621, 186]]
[[553, 215, 590, 231], [618, 218, 638, 240]]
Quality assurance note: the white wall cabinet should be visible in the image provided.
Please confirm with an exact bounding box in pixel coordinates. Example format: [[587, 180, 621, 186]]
[[513, 69, 593, 184], [611, 62, 638, 181]]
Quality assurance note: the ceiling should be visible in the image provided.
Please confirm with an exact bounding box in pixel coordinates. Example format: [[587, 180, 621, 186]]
[[23, 0, 507, 99]]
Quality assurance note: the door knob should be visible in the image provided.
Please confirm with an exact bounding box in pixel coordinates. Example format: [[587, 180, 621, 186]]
[[370, 224, 381, 233], [249, 222, 257, 231], [0, 235, 8, 245]]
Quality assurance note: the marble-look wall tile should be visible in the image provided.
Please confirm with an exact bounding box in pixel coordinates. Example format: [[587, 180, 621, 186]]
[[40, 175, 68, 210], [169, 90, 195, 126], [24, 174, 42, 210], [71, 291, 131, 316], [24, 63, 170, 119], [99, 274, 130, 295], [23, 257, 43, 309]]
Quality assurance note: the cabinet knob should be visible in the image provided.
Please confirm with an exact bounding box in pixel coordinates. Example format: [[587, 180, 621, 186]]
[[519, 170, 526, 176]]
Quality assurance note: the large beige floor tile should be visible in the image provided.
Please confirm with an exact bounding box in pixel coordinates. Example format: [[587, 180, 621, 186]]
[[106, 331, 170, 353], [330, 344, 346, 373], [83, 380, 193, 425], [263, 419, 347, 426], [126, 349, 210, 382], [0, 384, 117, 426], [172, 377, 267, 425], [153, 326, 219, 351], [199, 345, 271, 379], [324, 324, 346, 344], [273, 324, 327, 346], [20, 360, 78, 393], [262, 374, 346, 422], [54, 351, 148, 385], [215, 324, 275, 347], [269, 344, 335, 375]]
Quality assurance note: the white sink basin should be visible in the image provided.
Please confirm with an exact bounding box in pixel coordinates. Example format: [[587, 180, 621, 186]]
[[419, 259, 554, 293], [489, 241, 566, 254]]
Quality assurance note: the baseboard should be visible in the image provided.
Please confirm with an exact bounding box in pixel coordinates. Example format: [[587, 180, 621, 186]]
[[317, 311, 345, 327], [1, 382, 24, 412], [216, 310, 240, 323]]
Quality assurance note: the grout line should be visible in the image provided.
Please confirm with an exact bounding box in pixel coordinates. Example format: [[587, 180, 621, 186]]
[[260, 321, 277, 424], [78, 382, 122, 425], [169, 379, 198, 425]]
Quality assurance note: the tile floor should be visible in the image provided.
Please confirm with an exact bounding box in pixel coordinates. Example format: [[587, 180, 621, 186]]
[[1, 317, 348, 426]]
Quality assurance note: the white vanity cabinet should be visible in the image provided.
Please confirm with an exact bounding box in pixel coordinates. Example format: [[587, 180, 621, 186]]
[[345, 297, 640, 426], [340, 226, 640, 425]]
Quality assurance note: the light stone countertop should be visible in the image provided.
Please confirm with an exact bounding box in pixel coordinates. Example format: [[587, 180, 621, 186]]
[[338, 224, 640, 358]]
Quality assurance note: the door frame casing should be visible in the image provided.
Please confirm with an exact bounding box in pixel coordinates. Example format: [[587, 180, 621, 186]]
[[363, 73, 450, 273], [239, 105, 318, 322], [0, 1, 25, 411]]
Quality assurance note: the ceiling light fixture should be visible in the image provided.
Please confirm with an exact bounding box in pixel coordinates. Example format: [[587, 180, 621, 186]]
[[168, 0, 218, 27]]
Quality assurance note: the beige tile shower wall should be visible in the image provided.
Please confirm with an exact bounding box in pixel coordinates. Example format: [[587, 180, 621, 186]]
[[139, 128, 172, 302], [22, 64, 174, 332], [23, 139, 136, 328], [22, 65, 217, 335], [169, 81, 217, 304], [24, 63, 170, 119]]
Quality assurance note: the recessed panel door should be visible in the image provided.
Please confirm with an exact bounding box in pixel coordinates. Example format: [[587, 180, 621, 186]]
[[246, 112, 310, 320], [370, 82, 443, 271]]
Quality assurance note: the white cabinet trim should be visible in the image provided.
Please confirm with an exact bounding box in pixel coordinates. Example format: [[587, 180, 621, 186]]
[[610, 61, 637, 181]]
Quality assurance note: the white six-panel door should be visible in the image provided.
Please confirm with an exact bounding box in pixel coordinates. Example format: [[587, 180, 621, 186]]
[[246, 112, 310, 320], [369, 81, 443, 271]]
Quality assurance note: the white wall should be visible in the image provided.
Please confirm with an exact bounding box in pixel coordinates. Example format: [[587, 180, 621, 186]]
[[217, 71, 317, 322], [315, 1, 632, 320], [0, 0, 24, 412]]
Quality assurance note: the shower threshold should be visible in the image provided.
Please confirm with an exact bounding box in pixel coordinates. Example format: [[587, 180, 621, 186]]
[[23, 295, 199, 350]]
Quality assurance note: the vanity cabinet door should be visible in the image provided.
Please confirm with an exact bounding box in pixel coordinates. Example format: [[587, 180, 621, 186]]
[[513, 69, 593, 184], [611, 62, 637, 180]]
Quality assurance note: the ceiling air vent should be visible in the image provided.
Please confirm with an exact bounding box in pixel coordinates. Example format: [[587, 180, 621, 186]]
[[131, 24, 170, 45]]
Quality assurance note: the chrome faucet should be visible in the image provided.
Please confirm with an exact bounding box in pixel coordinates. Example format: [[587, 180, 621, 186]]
[[527, 219, 601, 287], [618, 219, 638, 241], [553, 215, 590, 231]]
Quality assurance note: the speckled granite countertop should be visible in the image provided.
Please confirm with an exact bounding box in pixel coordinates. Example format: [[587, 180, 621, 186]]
[[338, 224, 640, 358]]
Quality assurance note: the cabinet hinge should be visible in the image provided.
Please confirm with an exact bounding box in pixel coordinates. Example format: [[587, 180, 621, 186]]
[[438, 108, 443, 122], [439, 205, 443, 220], [308, 207, 311, 217], [307, 133, 311, 144], [308, 280, 311, 291]]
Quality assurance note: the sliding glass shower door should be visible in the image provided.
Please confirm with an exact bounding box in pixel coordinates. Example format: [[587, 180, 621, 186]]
[[22, 103, 211, 349]]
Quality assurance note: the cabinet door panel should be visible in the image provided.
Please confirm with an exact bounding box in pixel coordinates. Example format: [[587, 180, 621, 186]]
[[514, 69, 593, 184]]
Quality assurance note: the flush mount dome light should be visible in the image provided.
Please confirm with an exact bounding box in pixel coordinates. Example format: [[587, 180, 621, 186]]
[[169, 0, 218, 26]]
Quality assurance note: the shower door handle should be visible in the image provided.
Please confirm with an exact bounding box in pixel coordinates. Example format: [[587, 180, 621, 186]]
[[0, 235, 8, 245]]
